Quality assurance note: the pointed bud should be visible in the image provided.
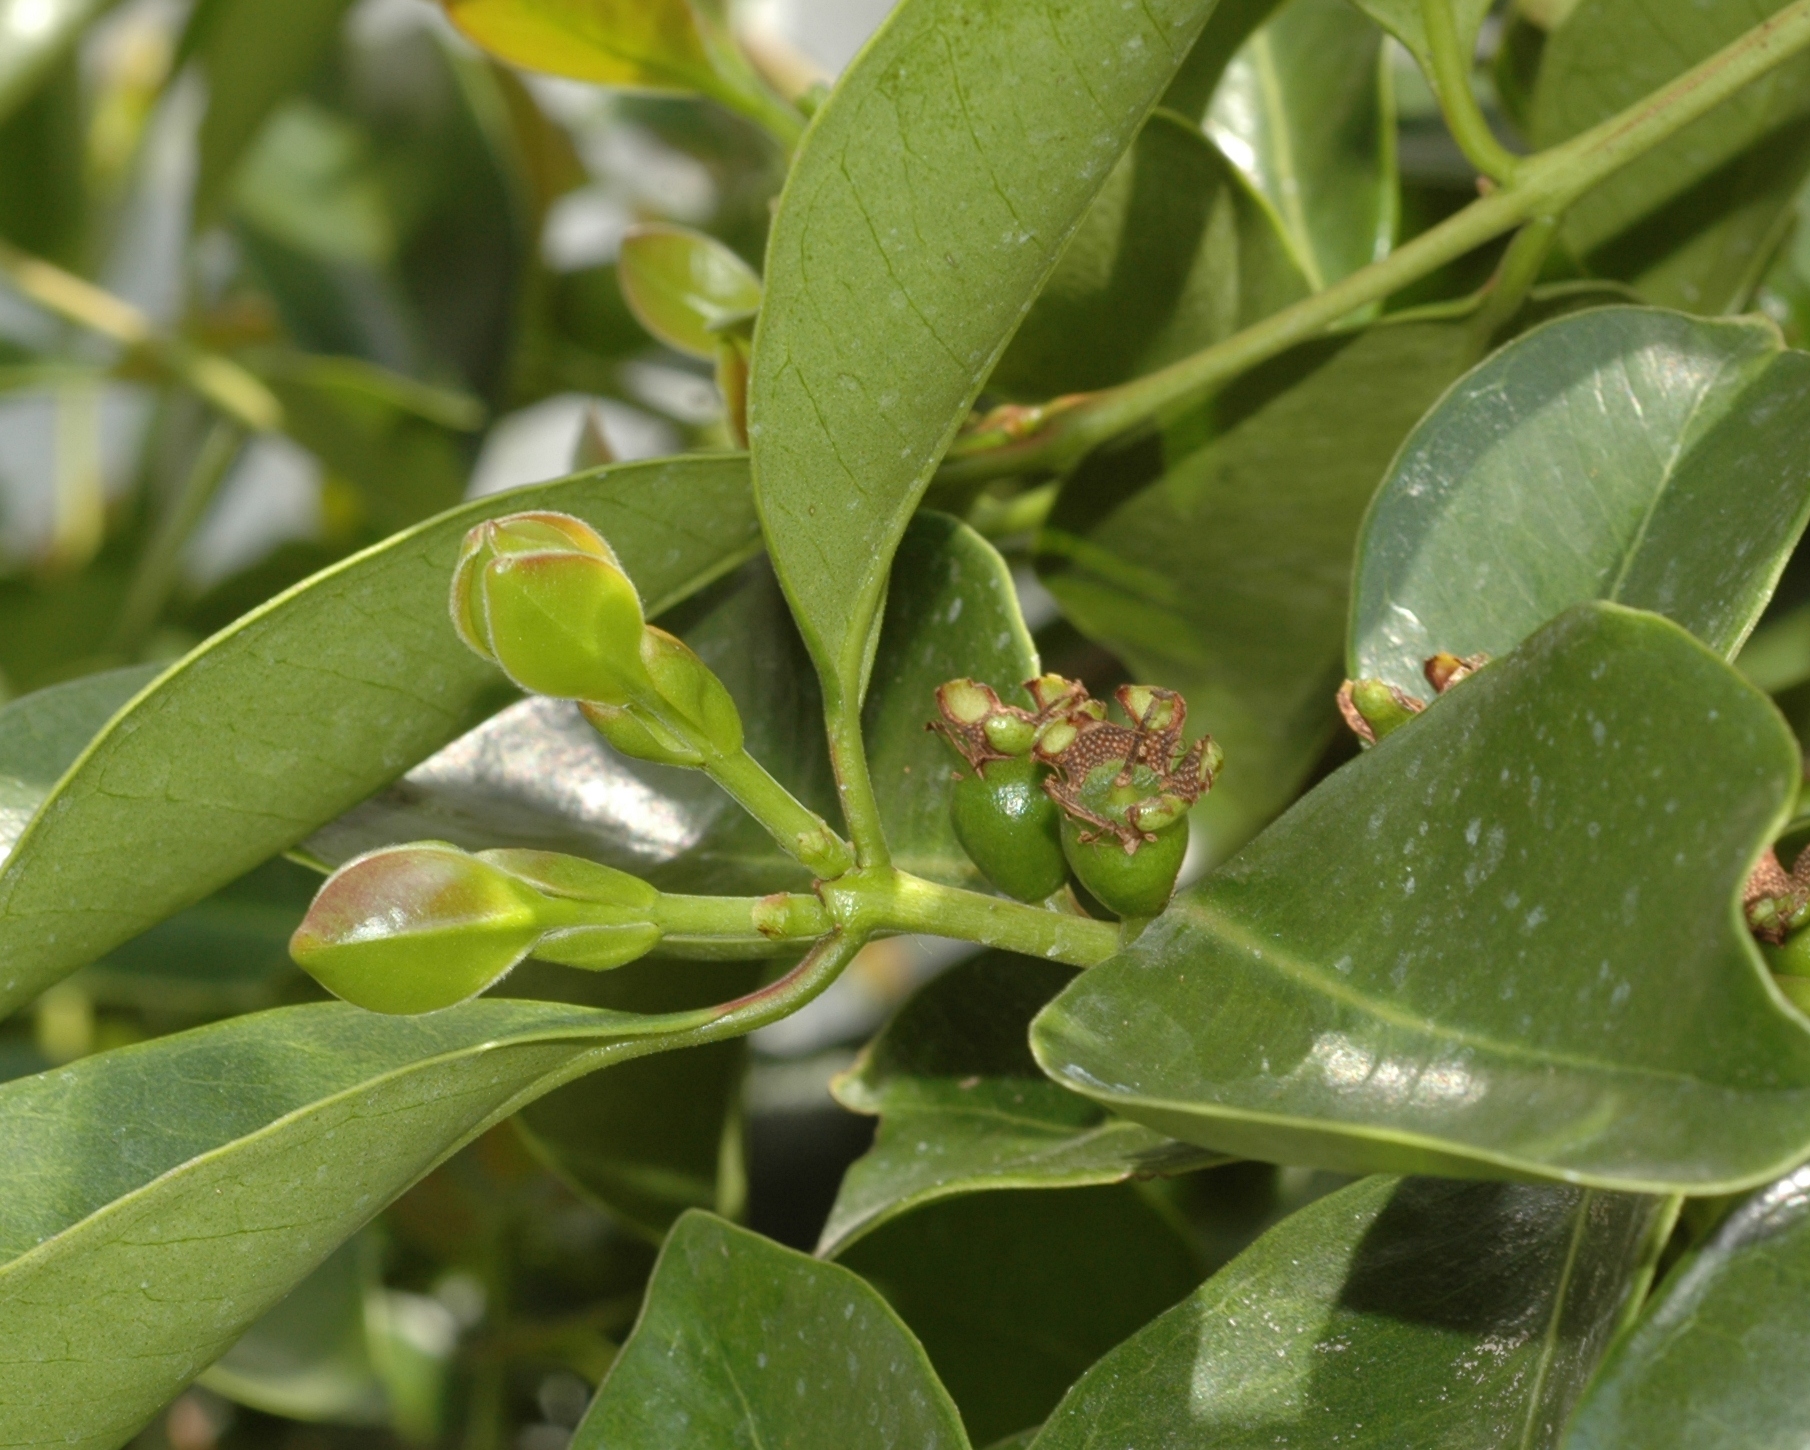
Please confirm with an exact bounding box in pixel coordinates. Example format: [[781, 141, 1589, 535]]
[[450, 511, 651, 704], [477, 849, 658, 908], [983, 713, 1038, 756], [640, 626, 743, 754], [617, 223, 763, 361], [290, 844, 547, 1014], [580, 699, 705, 767], [531, 923, 664, 971]]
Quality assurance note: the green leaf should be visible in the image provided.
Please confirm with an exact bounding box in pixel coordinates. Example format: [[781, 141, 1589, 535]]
[[864, 514, 1039, 888], [0, 998, 716, 1449], [1350, 307, 1810, 700], [438, 0, 795, 141], [1160, 0, 1289, 119], [573, 1210, 970, 1450], [180, 0, 360, 221], [0, 456, 760, 1022], [1032, 603, 1810, 1191], [1029, 1174, 1665, 1449], [1206, 0, 1396, 292], [1346, 0, 1492, 89], [821, 952, 1220, 1257], [840, 1185, 1204, 1447], [1035, 306, 1495, 861], [750, 0, 1222, 701], [987, 111, 1311, 400], [0, 665, 159, 862], [1530, 0, 1810, 313], [511, 957, 761, 1239], [199, 1235, 388, 1425], [1564, 1164, 1810, 1450], [311, 511, 1032, 895], [617, 223, 761, 360]]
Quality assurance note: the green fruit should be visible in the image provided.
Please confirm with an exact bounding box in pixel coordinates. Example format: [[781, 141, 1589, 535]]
[[1765, 927, 1810, 979], [950, 755, 1069, 903], [1061, 815, 1188, 919]]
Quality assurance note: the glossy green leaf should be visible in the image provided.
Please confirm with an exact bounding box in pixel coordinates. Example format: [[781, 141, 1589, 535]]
[[1347, 0, 1491, 90], [821, 952, 1219, 1257], [180, 0, 359, 221], [617, 223, 761, 360], [1531, 0, 1810, 313], [1036, 306, 1496, 862], [0, 997, 719, 1449], [1564, 1164, 1810, 1450], [988, 111, 1311, 399], [0, 0, 124, 127], [0, 455, 760, 1021], [1033, 604, 1810, 1191], [439, 0, 792, 141], [1206, 0, 1396, 291], [1030, 1175, 1664, 1449], [573, 1211, 970, 1450], [1351, 307, 1810, 700], [0, 665, 159, 863], [1160, 0, 1289, 119], [750, 0, 1221, 701], [864, 513, 1040, 888], [841, 1185, 1203, 1447], [199, 1235, 387, 1425], [512, 957, 760, 1239]]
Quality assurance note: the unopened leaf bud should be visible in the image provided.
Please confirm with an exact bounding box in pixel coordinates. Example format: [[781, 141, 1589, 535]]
[[477, 849, 658, 908], [640, 627, 743, 755], [579, 699, 705, 767], [290, 843, 547, 1014], [451, 511, 651, 704], [531, 922, 664, 971]]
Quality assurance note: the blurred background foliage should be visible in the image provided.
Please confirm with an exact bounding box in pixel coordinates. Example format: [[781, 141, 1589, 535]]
[[0, 0, 1806, 1445]]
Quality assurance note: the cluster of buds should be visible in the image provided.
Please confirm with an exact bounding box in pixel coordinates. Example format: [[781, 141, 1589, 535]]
[[1746, 847, 1810, 946], [929, 673, 1092, 771], [1337, 651, 1489, 746]]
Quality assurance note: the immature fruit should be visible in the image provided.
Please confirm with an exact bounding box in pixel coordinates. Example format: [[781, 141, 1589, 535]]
[[951, 755, 1069, 903], [1061, 814, 1189, 919]]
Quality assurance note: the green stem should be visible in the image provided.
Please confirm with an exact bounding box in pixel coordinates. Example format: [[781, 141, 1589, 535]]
[[110, 419, 245, 655], [0, 240, 283, 432], [1419, 0, 1522, 183], [821, 868, 1123, 968], [937, 0, 1810, 486], [1468, 213, 1563, 340], [822, 673, 893, 871], [704, 744, 855, 878]]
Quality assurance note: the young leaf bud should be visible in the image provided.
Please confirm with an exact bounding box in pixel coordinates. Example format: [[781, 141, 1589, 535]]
[[579, 699, 706, 767], [617, 223, 763, 361], [531, 923, 664, 971], [290, 843, 548, 1014], [451, 511, 651, 704], [639, 626, 743, 755], [477, 849, 658, 908]]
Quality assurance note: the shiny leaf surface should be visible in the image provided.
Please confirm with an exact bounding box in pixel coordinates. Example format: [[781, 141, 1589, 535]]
[[841, 1185, 1203, 1446], [1531, 0, 1810, 312], [751, 0, 1221, 698], [1564, 1164, 1810, 1450], [1033, 604, 1810, 1190], [0, 456, 760, 1020], [1030, 1175, 1663, 1450], [821, 952, 1219, 1257], [573, 1211, 970, 1450], [989, 111, 1310, 399], [0, 998, 716, 1449], [1206, 0, 1395, 291], [1351, 307, 1810, 699]]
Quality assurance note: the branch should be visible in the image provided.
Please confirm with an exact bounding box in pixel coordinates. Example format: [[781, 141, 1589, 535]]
[[939, 0, 1810, 486]]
